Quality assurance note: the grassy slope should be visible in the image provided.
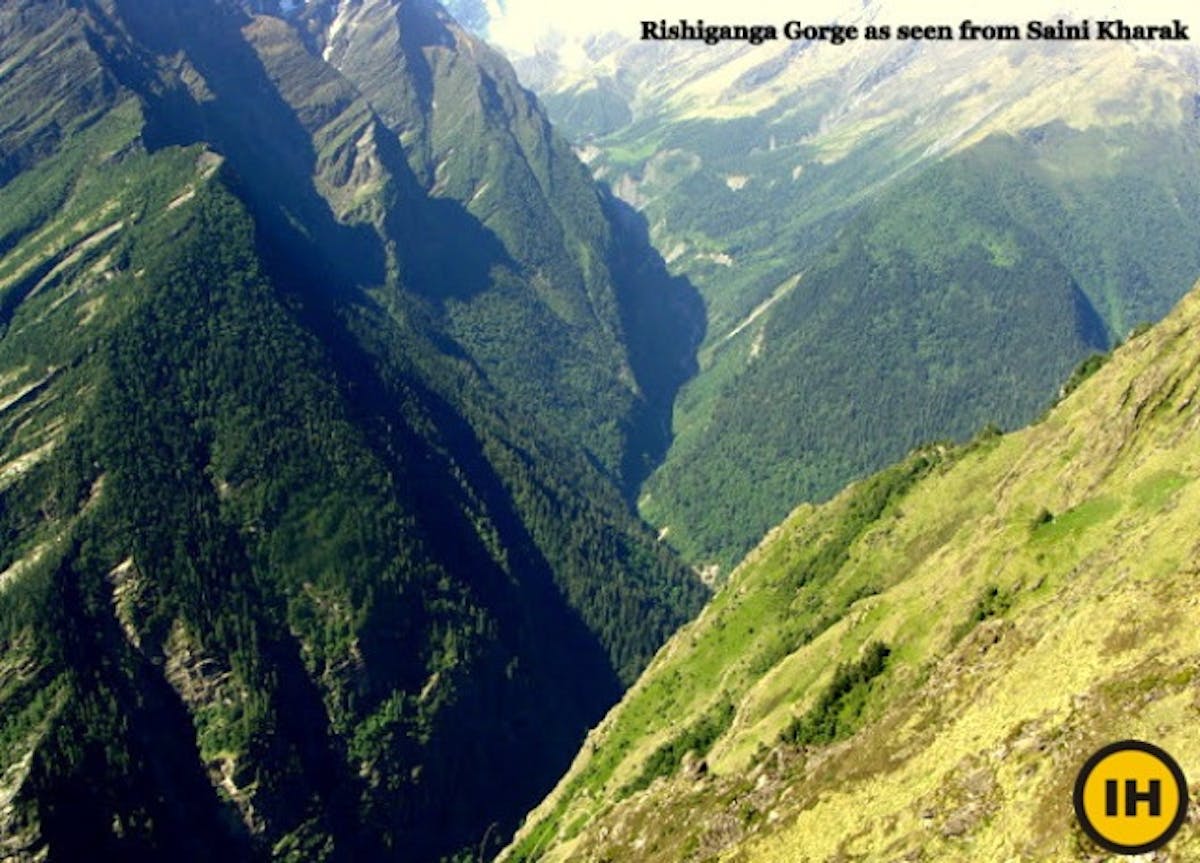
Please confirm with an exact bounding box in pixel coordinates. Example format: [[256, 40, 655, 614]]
[[506, 280, 1200, 861]]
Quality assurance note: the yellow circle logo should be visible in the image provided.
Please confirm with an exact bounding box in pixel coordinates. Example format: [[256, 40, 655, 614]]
[[1074, 740, 1189, 855]]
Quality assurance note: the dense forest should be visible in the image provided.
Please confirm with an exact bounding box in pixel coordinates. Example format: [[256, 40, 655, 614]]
[[518, 33, 1200, 572], [641, 128, 1200, 569], [0, 1, 705, 859]]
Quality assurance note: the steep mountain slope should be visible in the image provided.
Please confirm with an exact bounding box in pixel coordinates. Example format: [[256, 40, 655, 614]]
[[482, 8, 1200, 572], [298, 0, 625, 473], [640, 135, 1125, 569], [504, 280, 1200, 861], [0, 1, 704, 860], [294, 0, 704, 488]]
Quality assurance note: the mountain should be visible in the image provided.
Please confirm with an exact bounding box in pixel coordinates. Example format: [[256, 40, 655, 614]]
[[503, 276, 1200, 861], [482, 7, 1200, 573], [0, 1, 705, 859], [440, 0, 505, 33]]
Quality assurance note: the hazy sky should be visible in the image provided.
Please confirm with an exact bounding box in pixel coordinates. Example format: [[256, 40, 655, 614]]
[[487, 0, 1198, 52]]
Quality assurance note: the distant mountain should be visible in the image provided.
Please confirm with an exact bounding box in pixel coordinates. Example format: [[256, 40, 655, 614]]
[[0, 1, 704, 859], [440, 0, 505, 33], [503, 276, 1200, 860], [489, 8, 1200, 572]]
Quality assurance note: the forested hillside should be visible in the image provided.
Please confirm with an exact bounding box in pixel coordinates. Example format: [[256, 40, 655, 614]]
[[0, 1, 704, 859], [474, 10, 1200, 572]]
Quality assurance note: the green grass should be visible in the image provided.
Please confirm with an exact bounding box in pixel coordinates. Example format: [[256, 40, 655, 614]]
[[1030, 496, 1122, 542], [1131, 470, 1190, 509], [509, 450, 942, 852], [623, 700, 735, 794], [508, 274, 1200, 863]]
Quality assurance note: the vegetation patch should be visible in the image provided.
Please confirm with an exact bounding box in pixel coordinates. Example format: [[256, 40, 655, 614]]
[[1030, 496, 1121, 542], [1131, 470, 1189, 509], [622, 700, 736, 796], [951, 584, 1015, 643], [780, 641, 891, 747], [1056, 351, 1110, 402]]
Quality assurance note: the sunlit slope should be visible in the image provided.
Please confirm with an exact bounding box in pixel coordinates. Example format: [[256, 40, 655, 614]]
[[505, 279, 1200, 861]]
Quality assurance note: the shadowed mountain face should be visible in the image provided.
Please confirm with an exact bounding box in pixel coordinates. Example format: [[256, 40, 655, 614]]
[[0, 1, 705, 860]]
